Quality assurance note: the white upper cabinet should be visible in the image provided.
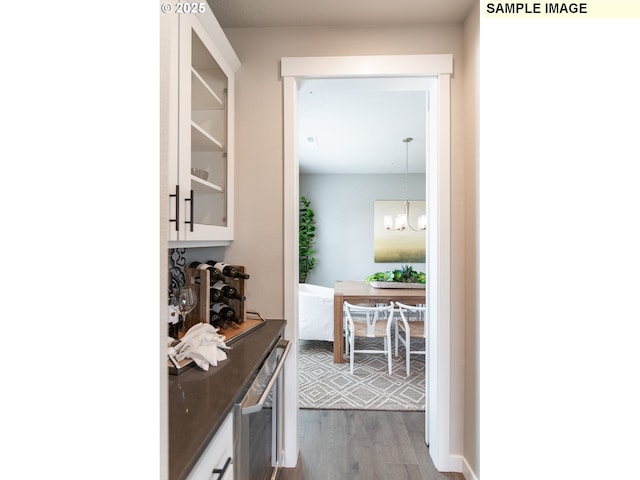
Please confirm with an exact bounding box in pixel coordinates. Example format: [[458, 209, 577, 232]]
[[163, 10, 240, 246]]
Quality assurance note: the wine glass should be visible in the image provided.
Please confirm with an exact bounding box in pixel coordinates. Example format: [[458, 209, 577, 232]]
[[176, 286, 198, 337]]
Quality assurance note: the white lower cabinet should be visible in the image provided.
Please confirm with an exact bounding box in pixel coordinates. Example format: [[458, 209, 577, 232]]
[[186, 412, 234, 480]]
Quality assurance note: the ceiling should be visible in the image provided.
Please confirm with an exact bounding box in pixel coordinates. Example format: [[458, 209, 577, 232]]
[[207, 0, 475, 28], [297, 77, 432, 174], [207, 0, 474, 174]]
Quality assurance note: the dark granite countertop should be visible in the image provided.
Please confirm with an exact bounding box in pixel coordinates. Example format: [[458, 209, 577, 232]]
[[168, 319, 286, 480]]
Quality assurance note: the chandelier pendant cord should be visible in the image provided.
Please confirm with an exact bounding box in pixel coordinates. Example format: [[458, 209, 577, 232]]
[[383, 137, 426, 231], [403, 137, 423, 232]]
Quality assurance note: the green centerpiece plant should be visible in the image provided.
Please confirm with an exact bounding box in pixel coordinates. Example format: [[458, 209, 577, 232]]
[[365, 265, 426, 284]]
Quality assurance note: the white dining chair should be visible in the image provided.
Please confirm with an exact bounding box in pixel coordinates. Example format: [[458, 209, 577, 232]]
[[343, 301, 395, 374], [394, 301, 427, 376]]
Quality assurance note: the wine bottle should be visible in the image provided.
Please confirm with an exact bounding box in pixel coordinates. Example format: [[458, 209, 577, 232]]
[[168, 288, 179, 338], [210, 301, 236, 321], [188, 261, 211, 270], [211, 281, 245, 301], [209, 288, 225, 303], [168, 311, 179, 339], [210, 302, 243, 326], [188, 261, 223, 280], [210, 315, 230, 330], [210, 309, 231, 329], [207, 261, 250, 279]]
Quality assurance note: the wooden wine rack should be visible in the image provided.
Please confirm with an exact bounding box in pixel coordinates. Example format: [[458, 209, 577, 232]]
[[184, 265, 264, 343]]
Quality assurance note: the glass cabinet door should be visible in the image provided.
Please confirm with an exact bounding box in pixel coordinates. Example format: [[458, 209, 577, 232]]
[[171, 13, 238, 245], [187, 23, 227, 230]]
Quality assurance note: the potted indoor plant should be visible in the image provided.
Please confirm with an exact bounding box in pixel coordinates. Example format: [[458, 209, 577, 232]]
[[299, 196, 317, 283]]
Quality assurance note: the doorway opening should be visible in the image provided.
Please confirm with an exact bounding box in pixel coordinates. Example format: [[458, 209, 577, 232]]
[[296, 76, 429, 411], [281, 54, 453, 472], [297, 76, 430, 285]]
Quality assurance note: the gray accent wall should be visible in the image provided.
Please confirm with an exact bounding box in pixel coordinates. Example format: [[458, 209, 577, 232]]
[[300, 173, 426, 288]]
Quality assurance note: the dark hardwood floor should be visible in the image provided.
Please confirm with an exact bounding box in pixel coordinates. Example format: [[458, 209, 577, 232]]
[[279, 410, 465, 480]]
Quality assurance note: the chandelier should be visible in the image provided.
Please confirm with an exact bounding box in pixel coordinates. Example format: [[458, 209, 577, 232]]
[[384, 137, 427, 231]]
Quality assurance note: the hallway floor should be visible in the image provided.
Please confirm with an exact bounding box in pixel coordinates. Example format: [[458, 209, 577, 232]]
[[279, 410, 465, 480]]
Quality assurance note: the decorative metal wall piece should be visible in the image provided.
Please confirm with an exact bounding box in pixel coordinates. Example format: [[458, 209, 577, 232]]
[[169, 248, 187, 292]]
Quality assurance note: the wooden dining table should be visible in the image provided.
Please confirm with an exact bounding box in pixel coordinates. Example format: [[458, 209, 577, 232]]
[[332, 281, 426, 363]]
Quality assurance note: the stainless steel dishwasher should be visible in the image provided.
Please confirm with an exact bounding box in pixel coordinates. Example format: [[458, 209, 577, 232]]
[[234, 338, 290, 480]]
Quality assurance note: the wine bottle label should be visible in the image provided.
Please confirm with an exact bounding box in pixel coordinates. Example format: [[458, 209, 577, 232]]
[[213, 262, 227, 270], [211, 302, 235, 318], [212, 281, 227, 290], [211, 302, 223, 312], [168, 305, 179, 324], [188, 262, 209, 270]]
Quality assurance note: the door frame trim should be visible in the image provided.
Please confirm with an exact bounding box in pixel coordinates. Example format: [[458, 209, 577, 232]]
[[281, 54, 454, 472]]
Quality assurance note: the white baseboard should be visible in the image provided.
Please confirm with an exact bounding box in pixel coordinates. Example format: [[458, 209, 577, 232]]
[[461, 456, 479, 480], [447, 454, 464, 472]]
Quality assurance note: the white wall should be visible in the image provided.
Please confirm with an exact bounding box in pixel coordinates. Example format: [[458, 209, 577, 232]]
[[300, 173, 426, 288], [462, 2, 479, 479], [223, 23, 467, 468]]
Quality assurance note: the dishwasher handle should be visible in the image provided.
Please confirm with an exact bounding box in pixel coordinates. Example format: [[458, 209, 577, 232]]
[[241, 339, 290, 415]]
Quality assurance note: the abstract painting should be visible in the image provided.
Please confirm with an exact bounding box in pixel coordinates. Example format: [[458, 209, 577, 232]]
[[373, 200, 426, 263]]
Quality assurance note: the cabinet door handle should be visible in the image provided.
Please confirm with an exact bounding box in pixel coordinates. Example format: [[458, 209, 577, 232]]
[[185, 189, 194, 232], [212, 456, 232, 479], [169, 185, 179, 231]]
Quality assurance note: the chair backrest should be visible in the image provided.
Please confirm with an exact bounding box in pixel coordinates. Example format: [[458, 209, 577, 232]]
[[343, 301, 394, 337], [395, 301, 427, 338]]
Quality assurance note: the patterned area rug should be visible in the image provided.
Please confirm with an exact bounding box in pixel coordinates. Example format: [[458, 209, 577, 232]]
[[298, 339, 426, 411]]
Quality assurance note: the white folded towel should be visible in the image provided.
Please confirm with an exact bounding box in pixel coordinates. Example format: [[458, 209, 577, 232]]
[[169, 322, 230, 371]]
